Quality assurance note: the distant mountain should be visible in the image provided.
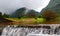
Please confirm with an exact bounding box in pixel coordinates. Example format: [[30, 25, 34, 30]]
[[10, 7, 26, 18], [10, 7, 40, 18], [46, 0, 60, 9], [50, 4, 60, 15], [26, 10, 40, 17], [41, 4, 60, 15]]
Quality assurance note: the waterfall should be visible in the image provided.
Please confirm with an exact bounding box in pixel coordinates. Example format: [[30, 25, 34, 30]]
[[1, 26, 60, 36]]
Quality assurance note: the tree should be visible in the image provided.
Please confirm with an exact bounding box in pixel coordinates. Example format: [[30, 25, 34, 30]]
[[3, 14, 9, 18], [0, 12, 2, 17], [41, 10, 57, 21]]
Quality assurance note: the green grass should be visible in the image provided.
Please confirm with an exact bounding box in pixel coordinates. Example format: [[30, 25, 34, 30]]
[[35, 18, 46, 23], [55, 17, 60, 23], [6, 18, 46, 24], [6, 18, 20, 21]]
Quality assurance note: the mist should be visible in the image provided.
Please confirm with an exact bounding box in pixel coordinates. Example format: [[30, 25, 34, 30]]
[[0, 0, 50, 14]]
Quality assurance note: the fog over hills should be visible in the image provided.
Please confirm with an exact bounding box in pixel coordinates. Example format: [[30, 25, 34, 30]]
[[0, 0, 50, 14], [0, 0, 60, 14]]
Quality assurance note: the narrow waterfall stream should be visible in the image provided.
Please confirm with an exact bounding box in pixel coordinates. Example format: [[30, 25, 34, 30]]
[[1, 26, 60, 36]]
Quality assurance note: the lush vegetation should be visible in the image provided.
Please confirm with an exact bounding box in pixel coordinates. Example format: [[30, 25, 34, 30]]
[[0, 7, 60, 25]]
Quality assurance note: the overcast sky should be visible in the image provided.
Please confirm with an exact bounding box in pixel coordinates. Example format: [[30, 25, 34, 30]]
[[0, 0, 50, 14]]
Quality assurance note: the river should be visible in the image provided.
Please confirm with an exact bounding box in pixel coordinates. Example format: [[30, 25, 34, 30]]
[[1, 25, 60, 36]]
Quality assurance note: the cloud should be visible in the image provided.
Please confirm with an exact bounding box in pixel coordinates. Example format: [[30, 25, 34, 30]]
[[0, 0, 24, 14], [23, 0, 50, 12], [0, 0, 50, 14]]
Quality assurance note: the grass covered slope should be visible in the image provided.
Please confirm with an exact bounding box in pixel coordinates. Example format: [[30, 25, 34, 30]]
[[5, 17, 60, 26], [0, 7, 60, 25]]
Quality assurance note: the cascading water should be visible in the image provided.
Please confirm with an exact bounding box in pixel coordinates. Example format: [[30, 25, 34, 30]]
[[1, 26, 60, 36]]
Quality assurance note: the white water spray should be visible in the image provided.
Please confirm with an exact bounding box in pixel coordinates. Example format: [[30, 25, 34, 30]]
[[1, 25, 60, 36]]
